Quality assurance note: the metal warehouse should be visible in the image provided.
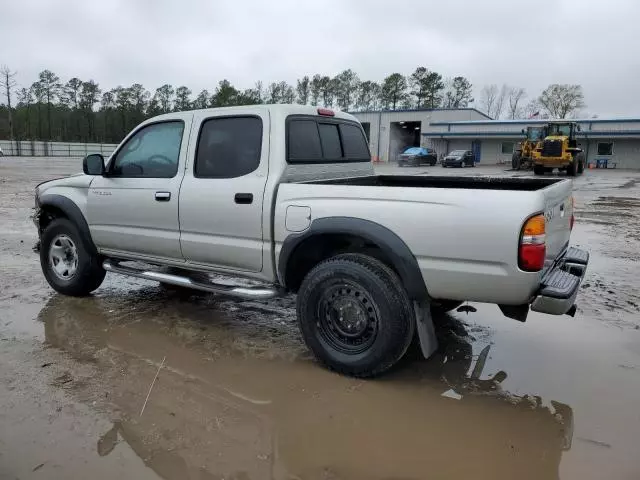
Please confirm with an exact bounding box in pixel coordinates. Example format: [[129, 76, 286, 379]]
[[351, 109, 640, 169]]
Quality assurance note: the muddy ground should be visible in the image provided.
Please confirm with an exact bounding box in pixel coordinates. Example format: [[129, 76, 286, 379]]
[[1, 157, 639, 480]]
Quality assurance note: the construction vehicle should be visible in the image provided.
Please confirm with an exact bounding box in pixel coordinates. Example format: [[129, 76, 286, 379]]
[[512, 125, 548, 170], [531, 122, 585, 176]]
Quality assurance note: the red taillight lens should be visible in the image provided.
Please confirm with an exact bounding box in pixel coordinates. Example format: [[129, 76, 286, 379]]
[[519, 214, 546, 271], [317, 108, 335, 117]]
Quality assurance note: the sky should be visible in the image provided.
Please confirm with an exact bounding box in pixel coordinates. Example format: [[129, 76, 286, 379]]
[[2, 0, 640, 117]]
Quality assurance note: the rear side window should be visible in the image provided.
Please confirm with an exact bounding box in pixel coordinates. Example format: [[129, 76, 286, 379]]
[[288, 120, 322, 161], [195, 116, 262, 178], [287, 117, 370, 164], [318, 123, 342, 159]]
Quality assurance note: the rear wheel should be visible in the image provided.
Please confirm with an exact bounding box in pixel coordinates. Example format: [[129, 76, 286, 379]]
[[40, 218, 105, 296], [297, 253, 415, 378], [567, 159, 578, 176], [533, 165, 545, 175]]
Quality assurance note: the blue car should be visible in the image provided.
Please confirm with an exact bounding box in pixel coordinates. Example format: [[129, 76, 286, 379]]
[[398, 147, 438, 167]]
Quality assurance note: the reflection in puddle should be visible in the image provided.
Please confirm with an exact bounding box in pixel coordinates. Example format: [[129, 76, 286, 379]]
[[39, 288, 574, 480]]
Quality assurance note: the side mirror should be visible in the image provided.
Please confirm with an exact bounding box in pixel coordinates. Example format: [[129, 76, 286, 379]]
[[83, 154, 105, 175]]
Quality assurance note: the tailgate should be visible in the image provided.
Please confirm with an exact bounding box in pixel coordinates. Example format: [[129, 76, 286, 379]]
[[541, 179, 573, 270]]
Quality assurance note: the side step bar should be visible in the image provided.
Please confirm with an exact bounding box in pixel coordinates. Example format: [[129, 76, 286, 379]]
[[103, 260, 282, 300]]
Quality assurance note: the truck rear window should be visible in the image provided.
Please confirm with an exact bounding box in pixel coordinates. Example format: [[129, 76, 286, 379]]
[[287, 116, 370, 164]]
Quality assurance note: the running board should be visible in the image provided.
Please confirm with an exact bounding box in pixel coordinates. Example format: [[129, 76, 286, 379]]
[[102, 260, 282, 300]]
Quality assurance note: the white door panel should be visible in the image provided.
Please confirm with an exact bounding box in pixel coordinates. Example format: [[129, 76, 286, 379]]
[[179, 110, 269, 272], [88, 177, 183, 259]]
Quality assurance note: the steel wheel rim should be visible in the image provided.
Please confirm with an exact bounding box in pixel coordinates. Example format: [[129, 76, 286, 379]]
[[317, 281, 379, 354], [49, 234, 79, 281]]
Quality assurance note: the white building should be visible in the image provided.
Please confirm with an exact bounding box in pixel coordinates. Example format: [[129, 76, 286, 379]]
[[351, 108, 490, 163], [351, 109, 640, 169]]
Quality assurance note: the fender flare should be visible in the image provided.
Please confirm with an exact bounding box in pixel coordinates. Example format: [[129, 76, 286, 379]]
[[38, 194, 98, 255], [278, 216, 428, 300]]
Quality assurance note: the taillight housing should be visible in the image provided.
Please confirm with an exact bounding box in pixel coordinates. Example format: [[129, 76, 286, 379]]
[[519, 213, 546, 272]]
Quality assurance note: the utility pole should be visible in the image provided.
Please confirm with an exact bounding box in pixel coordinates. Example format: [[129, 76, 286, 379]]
[[1, 65, 17, 145]]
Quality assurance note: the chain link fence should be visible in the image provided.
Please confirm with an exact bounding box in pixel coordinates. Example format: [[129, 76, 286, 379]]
[[0, 140, 117, 157]]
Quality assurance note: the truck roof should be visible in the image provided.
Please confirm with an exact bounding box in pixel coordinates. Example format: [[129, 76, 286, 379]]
[[146, 104, 359, 124]]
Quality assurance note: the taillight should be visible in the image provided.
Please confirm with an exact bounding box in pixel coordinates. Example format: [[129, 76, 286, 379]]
[[519, 214, 546, 271], [570, 196, 575, 230], [317, 108, 335, 117]]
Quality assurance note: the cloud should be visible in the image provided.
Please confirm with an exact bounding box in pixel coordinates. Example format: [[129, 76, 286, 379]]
[[2, 0, 639, 116]]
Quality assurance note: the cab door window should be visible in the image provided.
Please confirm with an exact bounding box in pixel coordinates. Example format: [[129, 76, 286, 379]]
[[110, 121, 184, 178]]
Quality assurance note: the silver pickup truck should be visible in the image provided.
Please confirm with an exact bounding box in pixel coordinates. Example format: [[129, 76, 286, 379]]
[[34, 105, 589, 377]]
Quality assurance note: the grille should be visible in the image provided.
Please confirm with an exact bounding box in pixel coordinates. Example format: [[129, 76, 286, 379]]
[[542, 140, 563, 157]]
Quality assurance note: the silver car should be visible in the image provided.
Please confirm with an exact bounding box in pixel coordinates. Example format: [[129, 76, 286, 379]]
[[443, 149, 475, 167]]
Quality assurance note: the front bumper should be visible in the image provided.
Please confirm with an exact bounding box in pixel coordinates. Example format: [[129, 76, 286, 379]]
[[530, 247, 589, 315], [443, 159, 463, 167], [398, 156, 417, 166]]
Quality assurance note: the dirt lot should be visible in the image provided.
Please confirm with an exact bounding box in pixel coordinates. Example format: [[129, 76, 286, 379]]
[[1, 157, 640, 480]]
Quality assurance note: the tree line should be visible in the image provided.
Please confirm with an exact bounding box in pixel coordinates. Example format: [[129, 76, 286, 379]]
[[0, 64, 585, 144], [0, 66, 473, 143], [478, 83, 586, 120]]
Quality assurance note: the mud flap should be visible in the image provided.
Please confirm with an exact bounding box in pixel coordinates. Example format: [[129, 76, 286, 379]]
[[413, 301, 438, 359]]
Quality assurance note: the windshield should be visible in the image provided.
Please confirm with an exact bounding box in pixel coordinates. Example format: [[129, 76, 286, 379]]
[[527, 127, 546, 141], [547, 124, 572, 136], [449, 150, 466, 156]]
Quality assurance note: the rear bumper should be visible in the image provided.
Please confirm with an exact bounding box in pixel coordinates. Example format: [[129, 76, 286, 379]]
[[530, 247, 589, 315]]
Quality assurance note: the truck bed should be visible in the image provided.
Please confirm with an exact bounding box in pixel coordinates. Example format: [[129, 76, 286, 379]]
[[309, 175, 564, 191]]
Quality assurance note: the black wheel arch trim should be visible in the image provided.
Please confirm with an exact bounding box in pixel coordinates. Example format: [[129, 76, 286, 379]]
[[278, 216, 428, 300], [38, 194, 98, 254]]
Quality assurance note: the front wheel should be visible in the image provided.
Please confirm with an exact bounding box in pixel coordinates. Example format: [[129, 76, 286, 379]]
[[567, 159, 578, 177], [533, 165, 545, 175], [297, 254, 415, 378], [40, 218, 105, 296], [512, 153, 522, 170]]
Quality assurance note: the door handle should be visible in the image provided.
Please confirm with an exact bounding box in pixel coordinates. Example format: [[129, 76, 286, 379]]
[[155, 191, 171, 202], [234, 193, 253, 204]]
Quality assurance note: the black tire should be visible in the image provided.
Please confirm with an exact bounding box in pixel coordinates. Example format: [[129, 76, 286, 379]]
[[567, 159, 578, 177], [430, 160, 437, 166], [512, 152, 522, 170], [533, 165, 545, 175], [297, 253, 415, 378], [40, 218, 105, 296]]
